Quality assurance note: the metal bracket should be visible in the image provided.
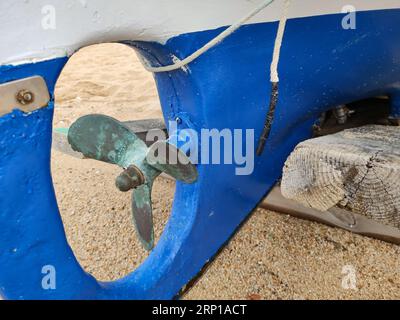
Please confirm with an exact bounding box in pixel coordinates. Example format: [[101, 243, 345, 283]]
[[0, 76, 50, 117]]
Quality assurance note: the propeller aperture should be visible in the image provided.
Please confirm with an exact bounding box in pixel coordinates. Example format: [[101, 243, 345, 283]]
[[68, 114, 198, 251]]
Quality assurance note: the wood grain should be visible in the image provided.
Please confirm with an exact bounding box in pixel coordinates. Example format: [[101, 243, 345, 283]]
[[281, 125, 400, 229]]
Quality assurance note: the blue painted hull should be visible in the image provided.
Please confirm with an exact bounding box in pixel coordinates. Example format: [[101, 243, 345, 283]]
[[0, 9, 399, 299]]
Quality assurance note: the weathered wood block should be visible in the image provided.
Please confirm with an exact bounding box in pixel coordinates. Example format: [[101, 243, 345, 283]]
[[281, 125, 400, 229]]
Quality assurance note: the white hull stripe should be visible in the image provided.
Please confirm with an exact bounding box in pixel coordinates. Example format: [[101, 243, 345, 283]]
[[1, 0, 399, 66]]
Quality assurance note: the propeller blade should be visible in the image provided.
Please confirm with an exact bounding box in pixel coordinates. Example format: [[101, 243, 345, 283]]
[[131, 183, 154, 251], [146, 141, 198, 184], [68, 114, 147, 167]]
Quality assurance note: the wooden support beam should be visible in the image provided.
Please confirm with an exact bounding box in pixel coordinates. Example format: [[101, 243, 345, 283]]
[[261, 186, 400, 245], [281, 125, 400, 229]]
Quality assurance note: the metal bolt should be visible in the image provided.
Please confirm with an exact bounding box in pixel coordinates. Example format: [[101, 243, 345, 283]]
[[16, 90, 34, 105], [115, 165, 145, 192], [333, 105, 348, 125], [175, 117, 182, 124]]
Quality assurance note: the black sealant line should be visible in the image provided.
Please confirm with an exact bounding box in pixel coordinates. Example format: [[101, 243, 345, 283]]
[[256, 81, 279, 156]]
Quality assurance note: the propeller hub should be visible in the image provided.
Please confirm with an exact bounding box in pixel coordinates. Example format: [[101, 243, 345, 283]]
[[115, 165, 145, 192]]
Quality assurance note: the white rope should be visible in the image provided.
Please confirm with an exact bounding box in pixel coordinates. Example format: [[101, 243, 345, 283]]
[[256, 0, 291, 155], [270, 0, 291, 83], [143, 0, 276, 73]]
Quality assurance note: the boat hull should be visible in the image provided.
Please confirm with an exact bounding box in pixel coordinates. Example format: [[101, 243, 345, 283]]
[[0, 6, 399, 299]]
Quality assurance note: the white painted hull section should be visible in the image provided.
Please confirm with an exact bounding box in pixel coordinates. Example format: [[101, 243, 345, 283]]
[[0, 0, 399, 66]]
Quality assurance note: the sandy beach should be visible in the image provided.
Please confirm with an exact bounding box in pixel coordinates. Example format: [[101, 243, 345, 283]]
[[52, 43, 400, 299]]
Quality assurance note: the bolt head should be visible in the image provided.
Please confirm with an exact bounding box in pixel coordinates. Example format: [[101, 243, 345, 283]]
[[175, 117, 182, 124], [115, 165, 145, 192], [116, 173, 135, 192], [16, 90, 34, 105]]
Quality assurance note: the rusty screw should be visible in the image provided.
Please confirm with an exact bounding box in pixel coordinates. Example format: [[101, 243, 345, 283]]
[[16, 90, 34, 105]]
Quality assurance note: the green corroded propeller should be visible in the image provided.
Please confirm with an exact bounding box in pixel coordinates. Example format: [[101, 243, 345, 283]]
[[68, 114, 198, 251]]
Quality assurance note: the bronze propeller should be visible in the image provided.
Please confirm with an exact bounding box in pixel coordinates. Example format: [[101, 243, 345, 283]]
[[67, 114, 198, 251]]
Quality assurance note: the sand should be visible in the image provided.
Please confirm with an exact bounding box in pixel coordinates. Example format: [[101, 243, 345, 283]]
[[54, 43, 162, 128], [52, 43, 400, 300]]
